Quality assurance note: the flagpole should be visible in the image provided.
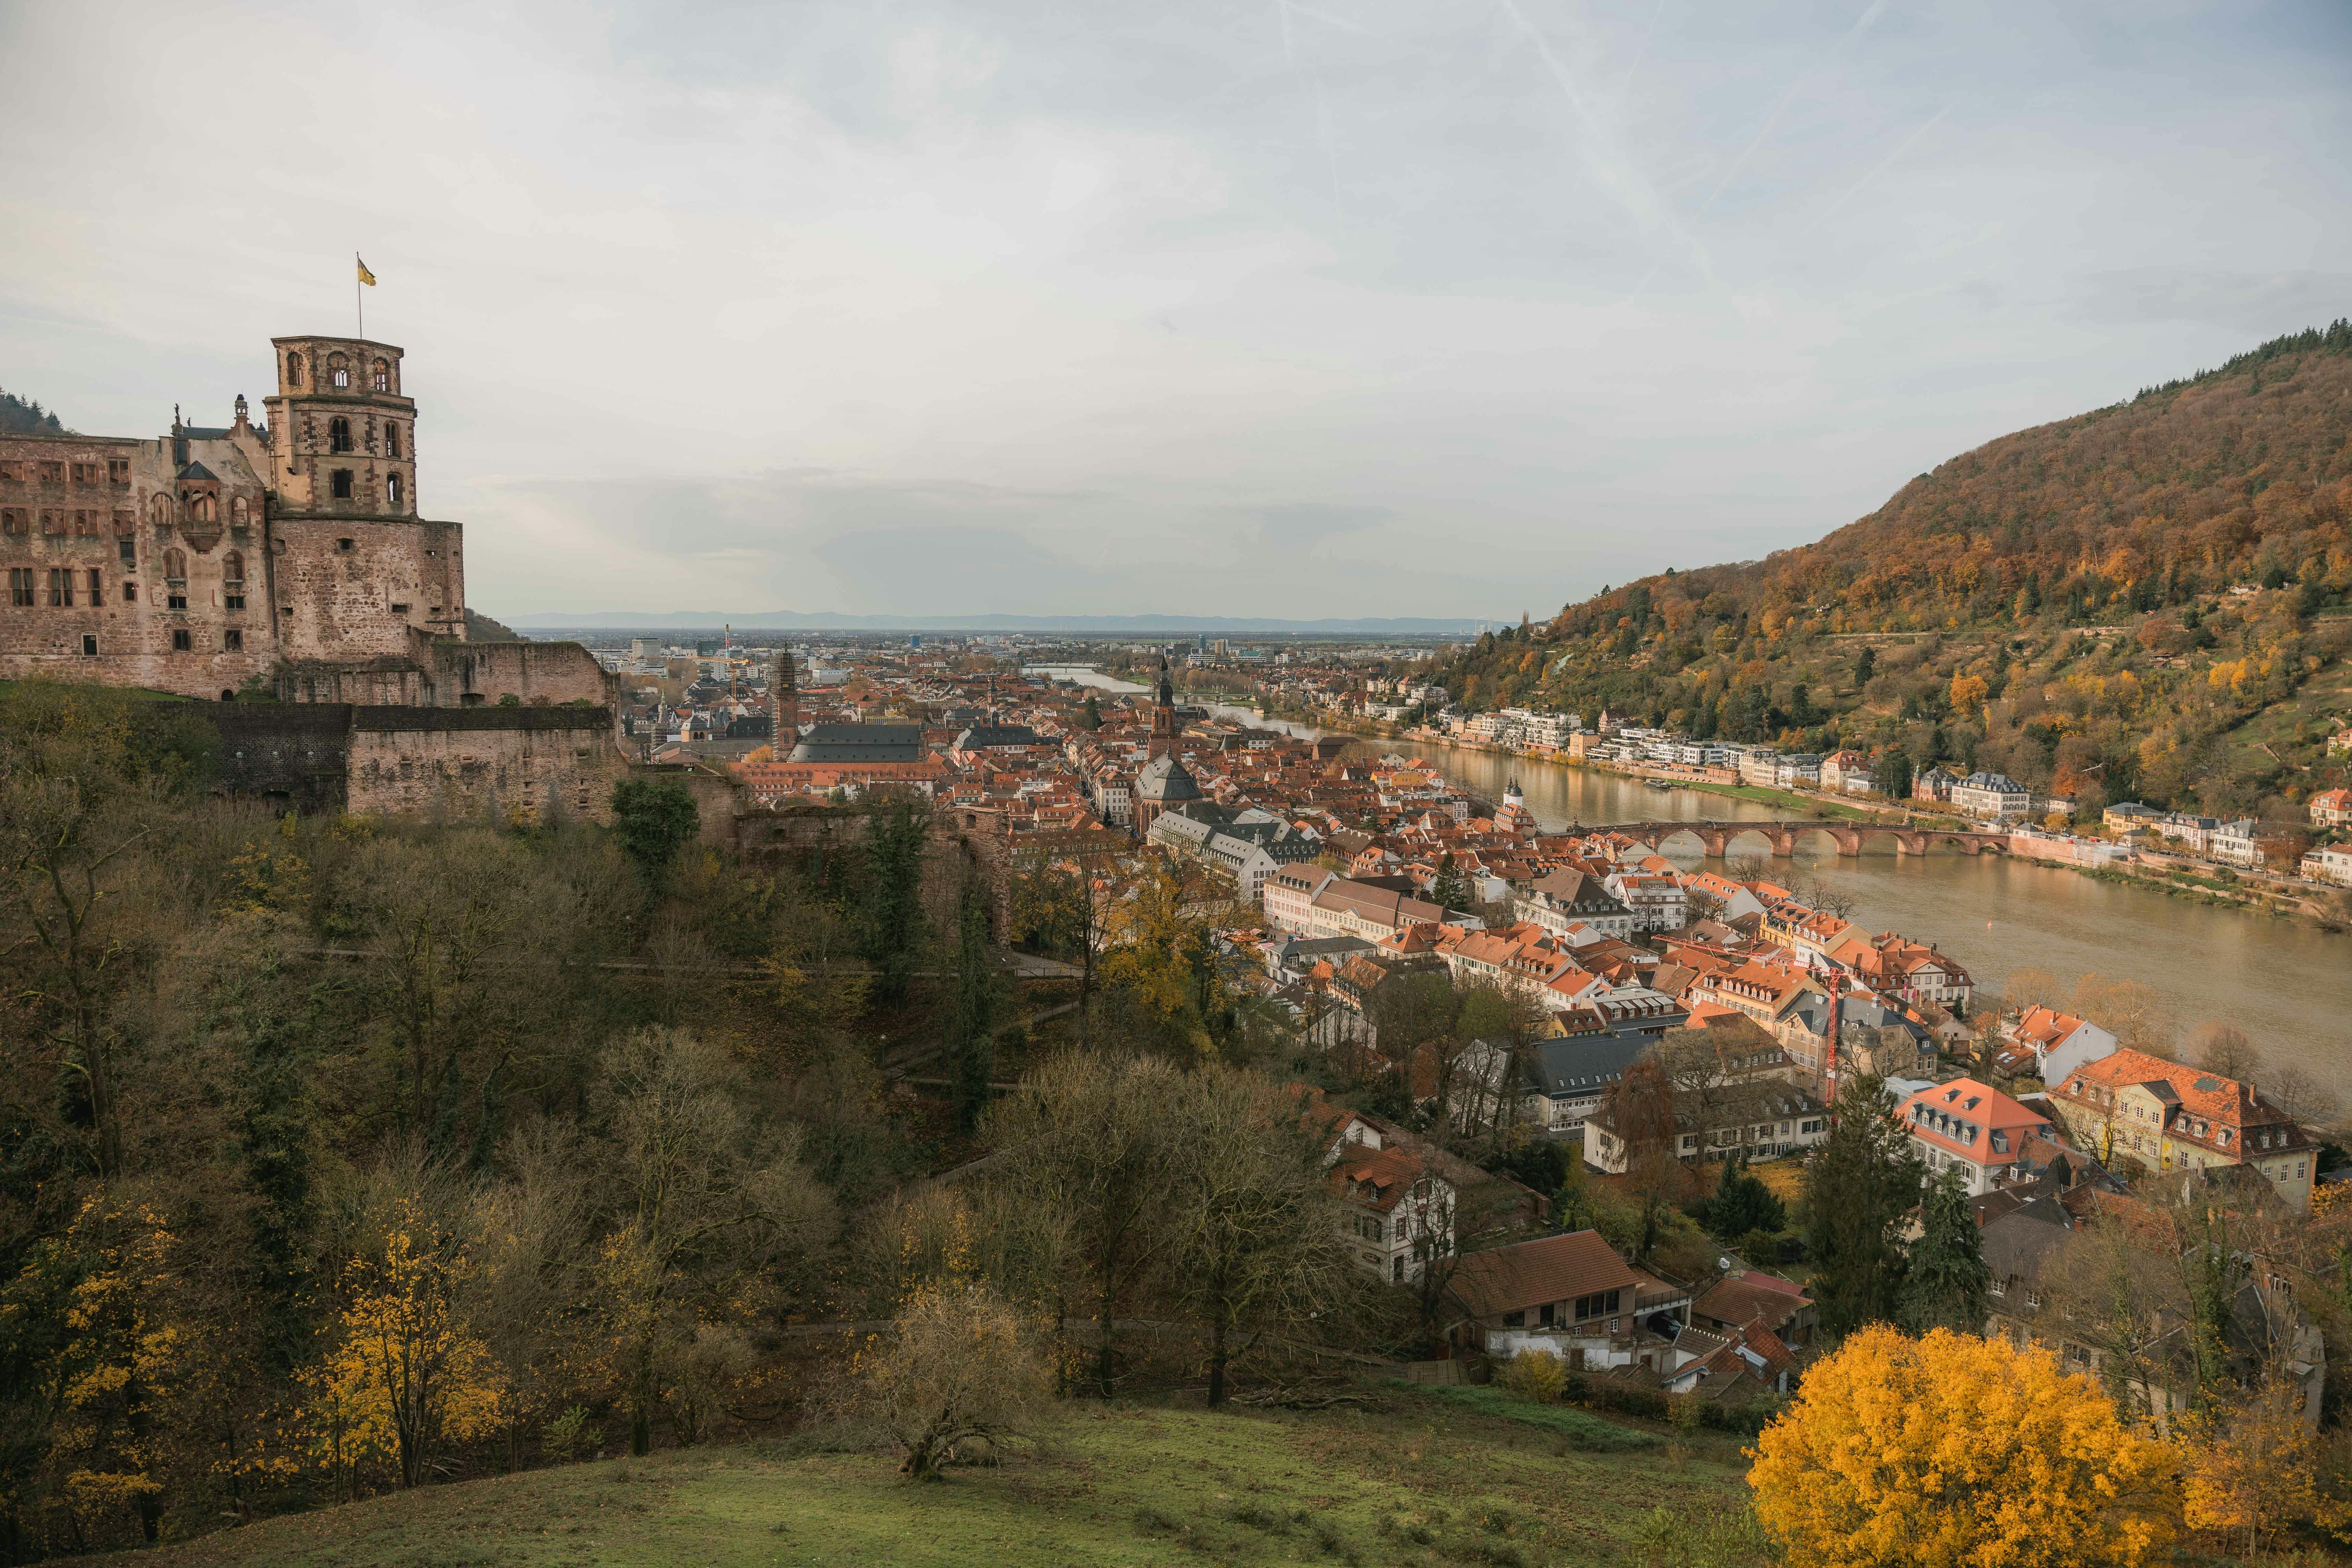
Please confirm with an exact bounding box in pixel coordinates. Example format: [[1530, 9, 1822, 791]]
[[356, 252, 363, 338]]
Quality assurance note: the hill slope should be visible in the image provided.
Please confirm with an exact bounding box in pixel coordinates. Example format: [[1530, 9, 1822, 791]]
[[108, 1396, 1761, 1568], [1434, 321, 2352, 822]]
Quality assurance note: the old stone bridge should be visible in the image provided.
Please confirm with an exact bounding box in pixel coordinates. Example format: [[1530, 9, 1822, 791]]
[[1603, 819, 2014, 859]]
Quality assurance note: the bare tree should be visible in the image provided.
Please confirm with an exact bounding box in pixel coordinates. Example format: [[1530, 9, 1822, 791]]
[[2257, 1063, 2340, 1132], [2187, 1021, 2262, 1083], [1166, 1066, 1350, 1405], [982, 1050, 1185, 1397], [592, 1027, 837, 1454], [2070, 974, 2176, 1060]]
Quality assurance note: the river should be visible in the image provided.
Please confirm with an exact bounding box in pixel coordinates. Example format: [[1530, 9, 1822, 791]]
[[1024, 668, 2352, 1077]]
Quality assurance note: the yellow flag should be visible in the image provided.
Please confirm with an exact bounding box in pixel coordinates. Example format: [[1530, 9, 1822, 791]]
[[357, 255, 377, 287]]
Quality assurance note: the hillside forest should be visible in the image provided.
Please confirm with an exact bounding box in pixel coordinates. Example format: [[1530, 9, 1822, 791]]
[[1426, 321, 2352, 825]]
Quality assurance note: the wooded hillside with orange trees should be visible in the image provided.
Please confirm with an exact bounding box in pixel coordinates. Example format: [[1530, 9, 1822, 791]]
[[1426, 320, 2352, 824]]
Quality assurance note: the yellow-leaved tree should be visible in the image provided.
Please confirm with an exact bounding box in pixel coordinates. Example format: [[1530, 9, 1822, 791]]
[[297, 1201, 504, 1493], [1748, 1325, 2176, 1568]]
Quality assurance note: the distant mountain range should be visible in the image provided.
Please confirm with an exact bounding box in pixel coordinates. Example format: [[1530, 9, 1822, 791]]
[[498, 610, 1492, 636]]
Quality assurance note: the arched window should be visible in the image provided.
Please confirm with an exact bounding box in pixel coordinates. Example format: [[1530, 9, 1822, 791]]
[[329, 416, 352, 453], [385, 423, 401, 457], [148, 493, 172, 528], [286, 351, 304, 387], [386, 473, 404, 506], [328, 352, 350, 389], [231, 495, 249, 525], [372, 358, 390, 392], [164, 548, 188, 609], [193, 493, 217, 522], [223, 551, 245, 610]]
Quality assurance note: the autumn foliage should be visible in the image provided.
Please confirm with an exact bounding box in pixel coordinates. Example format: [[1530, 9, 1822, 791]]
[[1747, 1325, 2176, 1568]]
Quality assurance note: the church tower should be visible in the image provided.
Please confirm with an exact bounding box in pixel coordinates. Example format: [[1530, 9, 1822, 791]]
[[262, 336, 465, 660], [770, 646, 800, 743], [1147, 654, 1180, 760]]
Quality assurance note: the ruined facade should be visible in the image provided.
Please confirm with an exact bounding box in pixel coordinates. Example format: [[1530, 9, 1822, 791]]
[[0, 333, 644, 818], [0, 333, 614, 712]]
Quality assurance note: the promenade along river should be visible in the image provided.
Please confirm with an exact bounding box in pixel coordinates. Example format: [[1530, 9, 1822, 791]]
[[1025, 670, 2352, 1081]]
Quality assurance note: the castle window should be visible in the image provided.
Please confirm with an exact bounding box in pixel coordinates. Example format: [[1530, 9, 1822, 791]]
[[117, 538, 135, 567], [329, 417, 353, 453], [122, 582, 135, 603], [40, 510, 63, 536], [41, 462, 63, 484], [172, 629, 191, 652], [191, 493, 217, 522], [48, 569, 73, 608], [74, 509, 97, 535], [224, 629, 243, 652], [231, 496, 249, 525], [336, 537, 354, 552], [164, 548, 187, 610], [331, 470, 353, 500], [149, 493, 172, 529], [223, 551, 245, 610], [286, 351, 304, 387], [332, 368, 350, 388], [387, 473, 404, 506], [9, 569, 32, 606], [72, 462, 97, 485], [0, 508, 20, 536], [386, 423, 401, 457], [82, 635, 96, 656], [109, 458, 129, 485], [372, 358, 390, 392], [86, 569, 101, 604]]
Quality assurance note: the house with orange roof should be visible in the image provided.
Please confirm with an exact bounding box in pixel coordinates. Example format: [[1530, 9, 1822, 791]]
[[2006, 1003, 2116, 1086], [2310, 787, 2352, 827], [2048, 1049, 2318, 1210], [1895, 1079, 2052, 1196]]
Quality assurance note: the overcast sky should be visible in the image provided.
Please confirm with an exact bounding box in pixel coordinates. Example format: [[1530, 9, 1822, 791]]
[[2, 1, 2347, 621]]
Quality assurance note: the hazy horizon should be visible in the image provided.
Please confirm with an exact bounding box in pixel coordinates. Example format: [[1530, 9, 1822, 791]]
[[3, 0, 2347, 622]]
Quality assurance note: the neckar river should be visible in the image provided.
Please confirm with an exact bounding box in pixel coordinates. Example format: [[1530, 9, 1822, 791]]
[[1024, 669, 2352, 1078]]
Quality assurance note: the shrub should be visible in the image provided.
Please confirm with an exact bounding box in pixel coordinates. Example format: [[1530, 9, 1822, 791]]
[[842, 1280, 1052, 1482], [1494, 1348, 1566, 1403]]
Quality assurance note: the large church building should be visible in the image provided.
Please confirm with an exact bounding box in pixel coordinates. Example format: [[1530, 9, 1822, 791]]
[[0, 334, 637, 817]]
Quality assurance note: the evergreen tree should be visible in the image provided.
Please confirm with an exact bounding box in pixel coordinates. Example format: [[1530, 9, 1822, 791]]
[[1429, 851, 1471, 914], [864, 796, 930, 1007], [609, 777, 699, 883], [1804, 1075, 1924, 1337], [946, 876, 1001, 1136], [1852, 645, 1876, 688], [1877, 745, 1913, 803], [1079, 693, 1102, 730], [1897, 1168, 1992, 1334]]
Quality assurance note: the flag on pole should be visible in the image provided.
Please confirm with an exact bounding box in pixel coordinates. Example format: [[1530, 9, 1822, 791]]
[[357, 255, 378, 286]]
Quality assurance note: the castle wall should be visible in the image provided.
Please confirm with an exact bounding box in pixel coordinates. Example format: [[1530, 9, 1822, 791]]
[[212, 704, 354, 810], [345, 705, 632, 823], [430, 638, 619, 707]]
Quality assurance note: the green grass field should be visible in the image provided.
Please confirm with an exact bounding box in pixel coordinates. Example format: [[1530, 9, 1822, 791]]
[[124, 1392, 1762, 1568]]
